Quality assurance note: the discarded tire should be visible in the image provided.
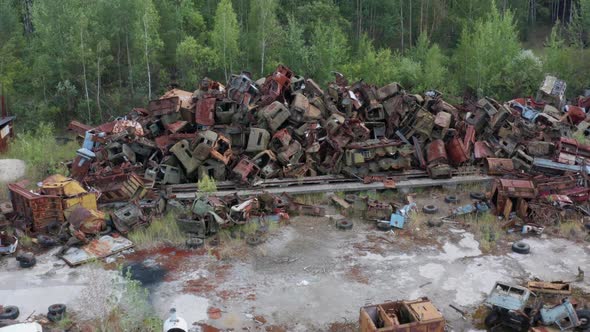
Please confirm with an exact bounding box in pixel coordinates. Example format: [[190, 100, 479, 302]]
[[422, 205, 439, 214], [99, 225, 112, 236], [19, 257, 36, 268], [427, 219, 443, 227], [16, 252, 36, 268], [246, 235, 262, 246], [47, 311, 64, 322], [511, 241, 530, 254], [444, 195, 459, 204], [376, 222, 392, 231], [484, 311, 500, 327], [336, 219, 353, 230], [45, 222, 61, 235], [48, 304, 67, 315], [470, 192, 486, 200], [0, 306, 19, 320], [186, 237, 204, 249], [37, 234, 57, 248], [344, 194, 357, 204], [576, 309, 590, 330]]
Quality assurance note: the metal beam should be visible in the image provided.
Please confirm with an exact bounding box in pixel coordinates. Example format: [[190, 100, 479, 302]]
[[169, 175, 493, 200]]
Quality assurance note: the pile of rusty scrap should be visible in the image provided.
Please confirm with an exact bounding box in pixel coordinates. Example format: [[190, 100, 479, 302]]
[[65, 70, 590, 222], [4, 67, 590, 243], [2, 174, 163, 256]]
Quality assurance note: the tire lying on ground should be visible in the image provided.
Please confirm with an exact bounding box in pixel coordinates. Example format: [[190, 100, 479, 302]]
[[37, 234, 58, 248], [511, 241, 530, 254], [99, 225, 112, 236], [444, 195, 459, 204], [0, 306, 19, 320], [186, 237, 204, 249], [376, 222, 392, 231], [16, 252, 36, 268], [336, 219, 353, 230], [427, 219, 443, 227], [576, 310, 590, 330], [19, 258, 36, 268], [48, 304, 66, 315], [470, 192, 486, 200], [246, 235, 263, 246], [422, 205, 439, 214]]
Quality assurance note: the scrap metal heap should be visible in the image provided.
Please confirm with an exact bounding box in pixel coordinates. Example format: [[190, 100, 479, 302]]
[[3, 67, 590, 243]]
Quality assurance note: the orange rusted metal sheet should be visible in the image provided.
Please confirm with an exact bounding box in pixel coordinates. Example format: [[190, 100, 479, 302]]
[[8, 182, 65, 232], [484, 158, 514, 175], [61, 235, 134, 266], [527, 281, 571, 295], [359, 297, 445, 332]]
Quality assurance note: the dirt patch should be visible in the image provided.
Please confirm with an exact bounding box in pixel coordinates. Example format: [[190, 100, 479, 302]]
[[327, 321, 358, 332], [183, 263, 232, 295], [346, 265, 369, 284], [125, 245, 204, 282]]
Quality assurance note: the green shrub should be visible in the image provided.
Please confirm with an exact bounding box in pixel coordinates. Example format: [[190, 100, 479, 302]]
[[128, 213, 186, 249], [3, 122, 77, 181]]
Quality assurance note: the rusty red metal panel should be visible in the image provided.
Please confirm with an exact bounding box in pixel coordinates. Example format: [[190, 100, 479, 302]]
[[426, 139, 448, 165], [474, 141, 494, 159], [95, 120, 117, 134], [8, 183, 65, 232], [557, 137, 590, 159], [164, 121, 188, 134], [86, 173, 145, 203], [463, 125, 475, 154], [148, 96, 180, 116], [446, 136, 469, 166], [195, 97, 216, 126], [484, 158, 514, 175]]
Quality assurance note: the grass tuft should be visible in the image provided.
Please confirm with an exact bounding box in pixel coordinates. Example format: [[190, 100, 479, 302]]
[[128, 213, 186, 249], [557, 220, 585, 240], [293, 193, 326, 205], [463, 212, 502, 252], [3, 123, 78, 182]]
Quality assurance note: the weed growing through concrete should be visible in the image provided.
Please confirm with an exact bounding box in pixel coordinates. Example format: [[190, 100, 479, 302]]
[[463, 212, 502, 252], [294, 193, 326, 205], [129, 213, 186, 249], [557, 220, 585, 241]]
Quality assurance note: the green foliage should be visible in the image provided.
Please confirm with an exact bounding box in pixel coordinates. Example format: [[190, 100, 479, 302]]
[[277, 15, 309, 74], [247, 0, 280, 75], [309, 19, 350, 84], [116, 268, 162, 331], [3, 123, 78, 181], [198, 174, 218, 193], [2, 0, 590, 133], [544, 23, 590, 97], [212, 0, 240, 81], [176, 36, 218, 87], [341, 35, 397, 86], [454, 2, 521, 99], [128, 213, 186, 249]]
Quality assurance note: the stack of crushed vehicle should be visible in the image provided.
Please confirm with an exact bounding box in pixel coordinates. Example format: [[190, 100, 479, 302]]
[[1, 65, 590, 260]]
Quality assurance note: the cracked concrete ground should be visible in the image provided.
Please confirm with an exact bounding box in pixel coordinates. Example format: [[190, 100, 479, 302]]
[[1, 215, 588, 331]]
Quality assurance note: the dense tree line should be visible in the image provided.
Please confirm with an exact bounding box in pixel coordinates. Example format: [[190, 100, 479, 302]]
[[0, 0, 589, 130]]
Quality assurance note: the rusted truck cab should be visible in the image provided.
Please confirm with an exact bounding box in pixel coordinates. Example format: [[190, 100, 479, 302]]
[[359, 297, 445, 332]]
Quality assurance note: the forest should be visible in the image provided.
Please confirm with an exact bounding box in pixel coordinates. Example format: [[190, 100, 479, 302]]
[[0, 0, 589, 130]]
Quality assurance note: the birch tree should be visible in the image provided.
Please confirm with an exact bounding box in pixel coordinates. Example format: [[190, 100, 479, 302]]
[[212, 0, 239, 82], [248, 0, 279, 75]]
